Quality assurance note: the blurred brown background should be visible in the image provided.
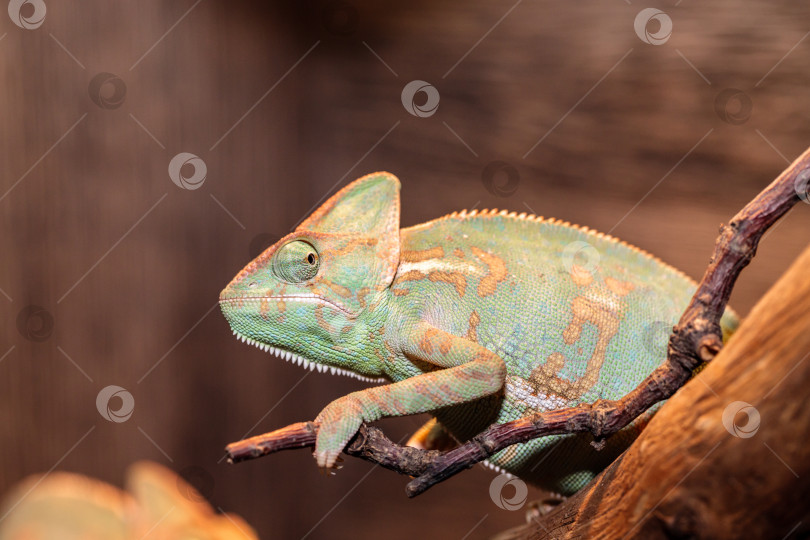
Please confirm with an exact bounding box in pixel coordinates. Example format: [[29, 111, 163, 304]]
[[0, 0, 808, 538]]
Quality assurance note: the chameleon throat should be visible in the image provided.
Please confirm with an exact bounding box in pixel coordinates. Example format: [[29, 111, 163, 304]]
[[231, 329, 388, 384]]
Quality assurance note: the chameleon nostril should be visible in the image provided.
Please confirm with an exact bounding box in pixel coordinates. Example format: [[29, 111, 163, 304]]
[[248, 282, 258, 289]]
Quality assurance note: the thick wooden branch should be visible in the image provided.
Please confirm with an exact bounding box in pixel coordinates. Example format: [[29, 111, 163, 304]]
[[225, 146, 810, 498], [501, 240, 810, 539]]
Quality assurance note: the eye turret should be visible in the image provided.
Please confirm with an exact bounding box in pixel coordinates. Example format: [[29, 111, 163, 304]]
[[272, 240, 320, 283]]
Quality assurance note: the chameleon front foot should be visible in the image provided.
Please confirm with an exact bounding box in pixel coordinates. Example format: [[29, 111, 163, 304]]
[[313, 395, 366, 470]]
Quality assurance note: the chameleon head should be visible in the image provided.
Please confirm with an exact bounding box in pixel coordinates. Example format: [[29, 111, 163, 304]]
[[219, 172, 401, 380]]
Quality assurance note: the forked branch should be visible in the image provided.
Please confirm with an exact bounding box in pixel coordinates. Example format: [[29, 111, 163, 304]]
[[225, 146, 810, 497]]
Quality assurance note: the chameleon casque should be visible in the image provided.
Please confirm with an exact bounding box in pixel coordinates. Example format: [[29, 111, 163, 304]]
[[219, 172, 738, 495]]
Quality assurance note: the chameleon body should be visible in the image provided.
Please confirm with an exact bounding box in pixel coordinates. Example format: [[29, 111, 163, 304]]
[[219, 172, 738, 495]]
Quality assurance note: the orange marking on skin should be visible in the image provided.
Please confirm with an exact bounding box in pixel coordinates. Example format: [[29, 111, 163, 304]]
[[259, 298, 270, 316], [471, 247, 508, 297], [315, 305, 336, 333], [392, 288, 410, 296], [438, 335, 453, 355], [397, 270, 426, 282], [324, 280, 352, 298], [453, 248, 465, 258], [605, 277, 635, 297], [357, 287, 372, 308], [428, 271, 467, 297], [562, 322, 581, 345], [500, 444, 519, 462], [418, 327, 446, 356], [276, 299, 286, 313], [402, 246, 445, 262], [530, 292, 622, 399], [320, 237, 378, 260], [419, 335, 434, 355], [466, 311, 481, 342], [546, 352, 567, 372]]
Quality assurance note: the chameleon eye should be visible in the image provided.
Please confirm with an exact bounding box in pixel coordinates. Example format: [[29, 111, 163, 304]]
[[273, 240, 320, 283]]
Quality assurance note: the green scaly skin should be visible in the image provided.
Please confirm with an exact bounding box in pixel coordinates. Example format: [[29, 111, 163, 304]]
[[219, 172, 738, 495]]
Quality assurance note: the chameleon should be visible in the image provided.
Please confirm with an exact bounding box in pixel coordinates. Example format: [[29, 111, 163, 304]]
[[219, 172, 738, 495]]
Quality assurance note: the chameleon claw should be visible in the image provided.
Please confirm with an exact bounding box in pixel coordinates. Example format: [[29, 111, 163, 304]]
[[313, 449, 342, 472], [317, 464, 340, 477]]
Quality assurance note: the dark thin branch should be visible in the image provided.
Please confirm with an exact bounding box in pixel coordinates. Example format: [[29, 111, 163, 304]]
[[225, 146, 810, 497], [226, 422, 440, 477]]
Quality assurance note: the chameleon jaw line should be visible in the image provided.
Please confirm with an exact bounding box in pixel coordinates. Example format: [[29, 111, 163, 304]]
[[231, 329, 388, 384], [219, 294, 356, 318]]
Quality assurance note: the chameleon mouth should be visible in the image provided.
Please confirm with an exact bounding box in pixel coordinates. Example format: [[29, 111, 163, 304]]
[[231, 329, 388, 384]]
